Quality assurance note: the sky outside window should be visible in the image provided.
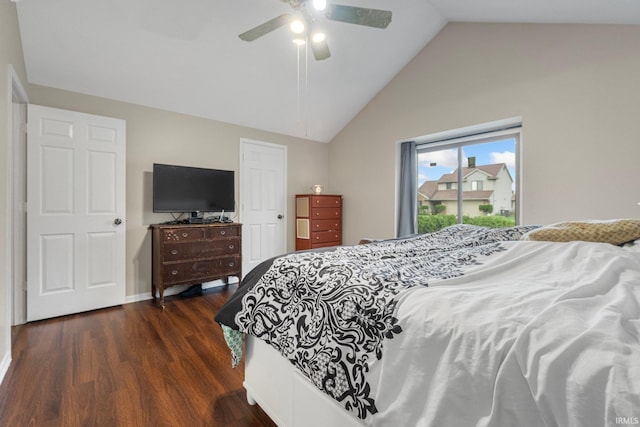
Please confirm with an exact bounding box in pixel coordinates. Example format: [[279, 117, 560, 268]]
[[418, 138, 516, 188]]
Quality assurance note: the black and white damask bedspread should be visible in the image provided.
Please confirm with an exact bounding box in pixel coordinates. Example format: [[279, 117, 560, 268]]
[[216, 224, 538, 420]]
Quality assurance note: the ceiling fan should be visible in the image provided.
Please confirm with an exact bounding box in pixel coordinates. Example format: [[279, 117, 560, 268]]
[[238, 0, 392, 61]]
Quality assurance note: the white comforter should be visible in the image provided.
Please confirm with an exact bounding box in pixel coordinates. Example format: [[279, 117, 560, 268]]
[[370, 240, 640, 427]]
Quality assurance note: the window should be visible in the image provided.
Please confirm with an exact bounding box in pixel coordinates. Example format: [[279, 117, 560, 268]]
[[410, 120, 521, 234]]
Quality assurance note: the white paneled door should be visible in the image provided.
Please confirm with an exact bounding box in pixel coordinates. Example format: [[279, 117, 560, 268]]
[[240, 139, 286, 276], [26, 105, 126, 321]]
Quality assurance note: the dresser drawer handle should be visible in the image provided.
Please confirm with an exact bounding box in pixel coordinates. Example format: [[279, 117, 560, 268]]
[[181, 232, 188, 238], [171, 249, 178, 255], [228, 262, 234, 267], [228, 244, 234, 249], [171, 270, 178, 276], [220, 230, 226, 235]]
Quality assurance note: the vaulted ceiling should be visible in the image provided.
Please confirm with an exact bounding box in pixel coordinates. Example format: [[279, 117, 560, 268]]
[[15, 0, 640, 142]]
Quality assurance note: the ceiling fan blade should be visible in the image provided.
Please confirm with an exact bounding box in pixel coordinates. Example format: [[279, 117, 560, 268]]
[[239, 14, 291, 41], [325, 4, 392, 29], [311, 39, 331, 61]]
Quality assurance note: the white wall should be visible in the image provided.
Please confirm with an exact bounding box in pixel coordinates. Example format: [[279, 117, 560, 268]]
[[329, 23, 640, 244], [0, 0, 29, 382]]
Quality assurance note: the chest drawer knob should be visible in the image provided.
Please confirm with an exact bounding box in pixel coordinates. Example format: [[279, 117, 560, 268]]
[[171, 270, 178, 276], [228, 244, 234, 249], [171, 249, 178, 255], [220, 230, 226, 236], [181, 232, 188, 238], [228, 262, 235, 267]]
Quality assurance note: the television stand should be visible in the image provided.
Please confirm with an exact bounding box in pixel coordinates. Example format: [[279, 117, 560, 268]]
[[150, 222, 242, 308]]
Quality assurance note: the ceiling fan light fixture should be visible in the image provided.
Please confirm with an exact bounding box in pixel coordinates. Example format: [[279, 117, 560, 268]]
[[290, 19, 305, 34], [311, 32, 326, 43], [312, 0, 327, 11], [237, 2, 392, 62]]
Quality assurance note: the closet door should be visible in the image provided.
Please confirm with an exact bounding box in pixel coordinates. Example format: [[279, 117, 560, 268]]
[[27, 105, 126, 321], [240, 139, 286, 276]]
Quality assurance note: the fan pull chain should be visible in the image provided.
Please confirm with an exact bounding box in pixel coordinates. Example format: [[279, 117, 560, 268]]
[[296, 42, 301, 125], [304, 36, 309, 137], [295, 37, 310, 137]]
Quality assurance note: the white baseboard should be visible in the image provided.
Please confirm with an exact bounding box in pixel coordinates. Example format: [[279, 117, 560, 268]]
[[0, 350, 12, 386], [125, 278, 239, 304]]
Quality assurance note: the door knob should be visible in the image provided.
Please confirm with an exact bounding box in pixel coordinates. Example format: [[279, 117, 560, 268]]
[[114, 218, 123, 225], [277, 214, 284, 219]]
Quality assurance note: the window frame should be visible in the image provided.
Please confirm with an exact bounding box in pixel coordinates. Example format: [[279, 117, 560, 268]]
[[396, 117, 523, 233]]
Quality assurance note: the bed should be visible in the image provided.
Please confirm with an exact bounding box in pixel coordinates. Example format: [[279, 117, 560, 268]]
[[215, 221, 640, 427]]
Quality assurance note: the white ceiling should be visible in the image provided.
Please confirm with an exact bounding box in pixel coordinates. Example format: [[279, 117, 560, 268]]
[[15, 0, 640, 142]]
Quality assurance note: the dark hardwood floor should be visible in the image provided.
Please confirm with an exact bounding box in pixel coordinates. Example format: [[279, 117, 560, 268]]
[[0, 285, 276, 427]]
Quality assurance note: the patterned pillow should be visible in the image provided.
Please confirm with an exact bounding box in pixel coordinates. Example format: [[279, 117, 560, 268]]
[[521, 219, 640, 245]]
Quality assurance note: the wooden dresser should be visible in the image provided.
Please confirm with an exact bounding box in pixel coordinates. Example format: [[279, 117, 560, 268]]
[[295, 194, 342, 250], [150, 222, 241, 307]]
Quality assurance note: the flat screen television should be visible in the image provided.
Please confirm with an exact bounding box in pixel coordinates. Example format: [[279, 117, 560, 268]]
[[153, 163, 235, 220]]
